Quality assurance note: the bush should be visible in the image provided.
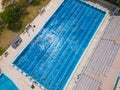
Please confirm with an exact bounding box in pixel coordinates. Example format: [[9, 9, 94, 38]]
[[119, 1, 120, 7], [0, 7, 19, 24], [105, 0, 120, 7], [7, 21, 22, 31], [31, 0, 41, 6], [0, 21, 4, 28], [13, 0, 28, 12], [0, 47, 5, 56], [2, 0, 28, 10], [2, 0, 9, 6]]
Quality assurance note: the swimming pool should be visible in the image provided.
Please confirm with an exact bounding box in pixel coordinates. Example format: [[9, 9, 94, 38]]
[[13, 0, 106, 89], [0, 74, 18, 90]]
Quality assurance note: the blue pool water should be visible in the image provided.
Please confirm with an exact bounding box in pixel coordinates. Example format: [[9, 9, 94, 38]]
[[0, 74, 18, 90], [13, 0, 106, 89]]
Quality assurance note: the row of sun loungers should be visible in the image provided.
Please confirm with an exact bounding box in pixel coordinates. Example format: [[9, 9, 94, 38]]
[[86, 39, 119, 76], [73, 16, 120, 90], [103, 16, 120, 40], [74, 74, 100, 90]]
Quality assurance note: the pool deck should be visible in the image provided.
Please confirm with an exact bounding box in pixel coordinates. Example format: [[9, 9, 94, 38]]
[[0, 0, 118, 90], [0, 0, 63, 90]]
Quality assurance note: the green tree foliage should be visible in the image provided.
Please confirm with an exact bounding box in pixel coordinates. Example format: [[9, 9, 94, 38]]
[[2, 0, 28, 12], [7, 21, 22, 31], [0, 7, 19, 24], [118, 0, 120, 7], [2, 0, 11, 6], [13, 0, 28, 12], [0, 21, 4, 28]]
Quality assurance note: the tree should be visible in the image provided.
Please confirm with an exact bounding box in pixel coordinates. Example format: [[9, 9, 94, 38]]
[[12, 0, 28, 12], [119, 0, 120, 7], [2, 0, 15, 7], [0, 7, 19, 24]]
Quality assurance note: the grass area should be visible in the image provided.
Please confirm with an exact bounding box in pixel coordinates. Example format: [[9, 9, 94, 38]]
[[0, 0, 50, 55], [20, 0, 50, 31], [0, 47, 5, 55]]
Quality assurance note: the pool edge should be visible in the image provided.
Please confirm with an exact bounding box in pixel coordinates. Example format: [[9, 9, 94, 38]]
[[11, 0, 64, 89], [0, 73, 19, 90]]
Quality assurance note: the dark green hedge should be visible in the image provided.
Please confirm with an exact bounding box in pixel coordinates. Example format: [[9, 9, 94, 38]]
[[0, 47, 5, 56], [105, 0, 120, 7]]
